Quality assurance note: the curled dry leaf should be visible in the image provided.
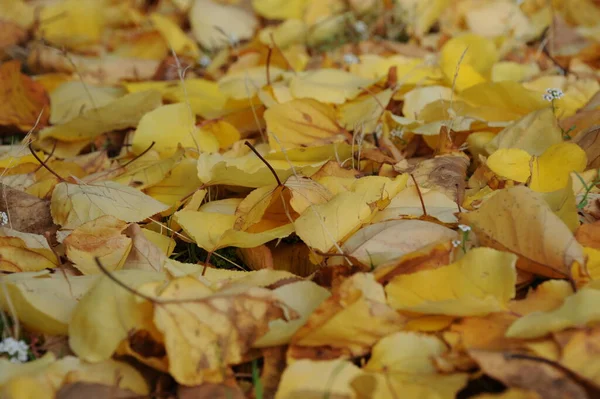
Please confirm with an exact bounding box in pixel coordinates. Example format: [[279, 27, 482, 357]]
[[352, 332, 469, 399], [150, 276, 288, 385], [0, 354, 149, 397], [468, 350, 588, 399], [459, 186, 586, 278], [0, 227, 59, 271], [336, 219, 457, 268], [0, 272, 97, 335], [289, 273, 405, 360], [0, 184, 54, 235], [64, 216, 132, 275]]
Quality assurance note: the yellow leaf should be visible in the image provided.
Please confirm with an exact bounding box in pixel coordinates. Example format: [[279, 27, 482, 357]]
[[218, 66, 285, 100], [125, 79, 227, 119], [0, 354, 149, 396], [396, 0, 451, 37], [372, 185, 459, 224], [149, 13, 200, 58], [132, 103, 219, 157], [338, 89, 394, 133], [49, 81, 123, 125], [459, 186, 585, 278], [145, 157, 202, 207], [234, 176, 333, 232], [151, 276, 286, 384], [0, 228, 59, 272], [530, 142, 587, 192], [276, 359, 362, 399], [111, 147, 185, 190], [459, 81, 548, 118], [190, 0, 258, 50], [294, 191, 372, 252], [492, 62, 541, 83], [0, 272, 97, 335], [352, 332, 469, 399], [402, 86, 453, 119], [386, 247, 517, 316], [39, 90, 162, 142], [485, 108, 563, 156], [64, 216, 132, 275], [289, 69, 373, 104], [464, 1, 534, 39], [174, 199, 294, 252], [0, 0, 34, 29], [440, 34, 498, 91], [350, 54, 443, 83], [51, 181, 169, 229], [506, 283, 600, 339], [197, 147, 326, 187], [252, 0, 307, 20], [258, 19, 307, 48], [486, 148, 533, 183], [487, 143, 587, 192], [339, 219, 458, 267], [508, 280, 573, 316], [38, 0, 106, 49], [291, 273, 406, 357], [254, 280, 331, 347], [264, 98, 346, 151], [69, 270, 164, 362]]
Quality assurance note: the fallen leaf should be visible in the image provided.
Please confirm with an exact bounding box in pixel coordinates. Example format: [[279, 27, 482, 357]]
[[459, 186, 585, 278], [386, 247, 517, 316], [151, 276, 287, 385], [51, 181, 169, 230], [64, 216, 132, 275], [0, 60, 49, 131], [290, 273, 406, 359]]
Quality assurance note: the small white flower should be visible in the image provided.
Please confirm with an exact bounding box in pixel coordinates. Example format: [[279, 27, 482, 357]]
[[390, 128, 405, 140], [354, 20, 368, 34], [543, 88, 564, 101], [452, 239, 462, 248], [198, 55, 211, 68], [0, 211, 7, 226], [458, 224, 471, 232], [343, 53, 359, 65], [0, 337, 29, 363]]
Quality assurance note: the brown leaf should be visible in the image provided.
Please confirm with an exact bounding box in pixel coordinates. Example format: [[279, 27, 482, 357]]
[[0, 184, 55, 236], [57, 382, 138, 399], [575, 221, 600, 249], [573, 126, 600, 169], [0, 60, 49, 131], [469, 350, 589, 399], [260, 346, 287, 399], [178, 379, 245, 399]]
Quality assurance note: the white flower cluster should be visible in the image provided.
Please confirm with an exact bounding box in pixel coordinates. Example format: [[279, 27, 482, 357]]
[[452, 239, 462, 248], [0, 337, 29, 363], [543, 88, 564, 102], [343, 53, 359, 65], [0, 211, 7, 226], [198, 55, 211, 68], [458, 224, 471, 232]]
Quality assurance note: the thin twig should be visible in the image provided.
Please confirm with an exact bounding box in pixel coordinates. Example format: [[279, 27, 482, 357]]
[[410, 174, 427, 217], [244, 141, 282, 186], [28, 144, 65, 182]]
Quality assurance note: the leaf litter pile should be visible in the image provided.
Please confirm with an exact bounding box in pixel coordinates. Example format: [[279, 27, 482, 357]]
[[0, 0, 600, 398]]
